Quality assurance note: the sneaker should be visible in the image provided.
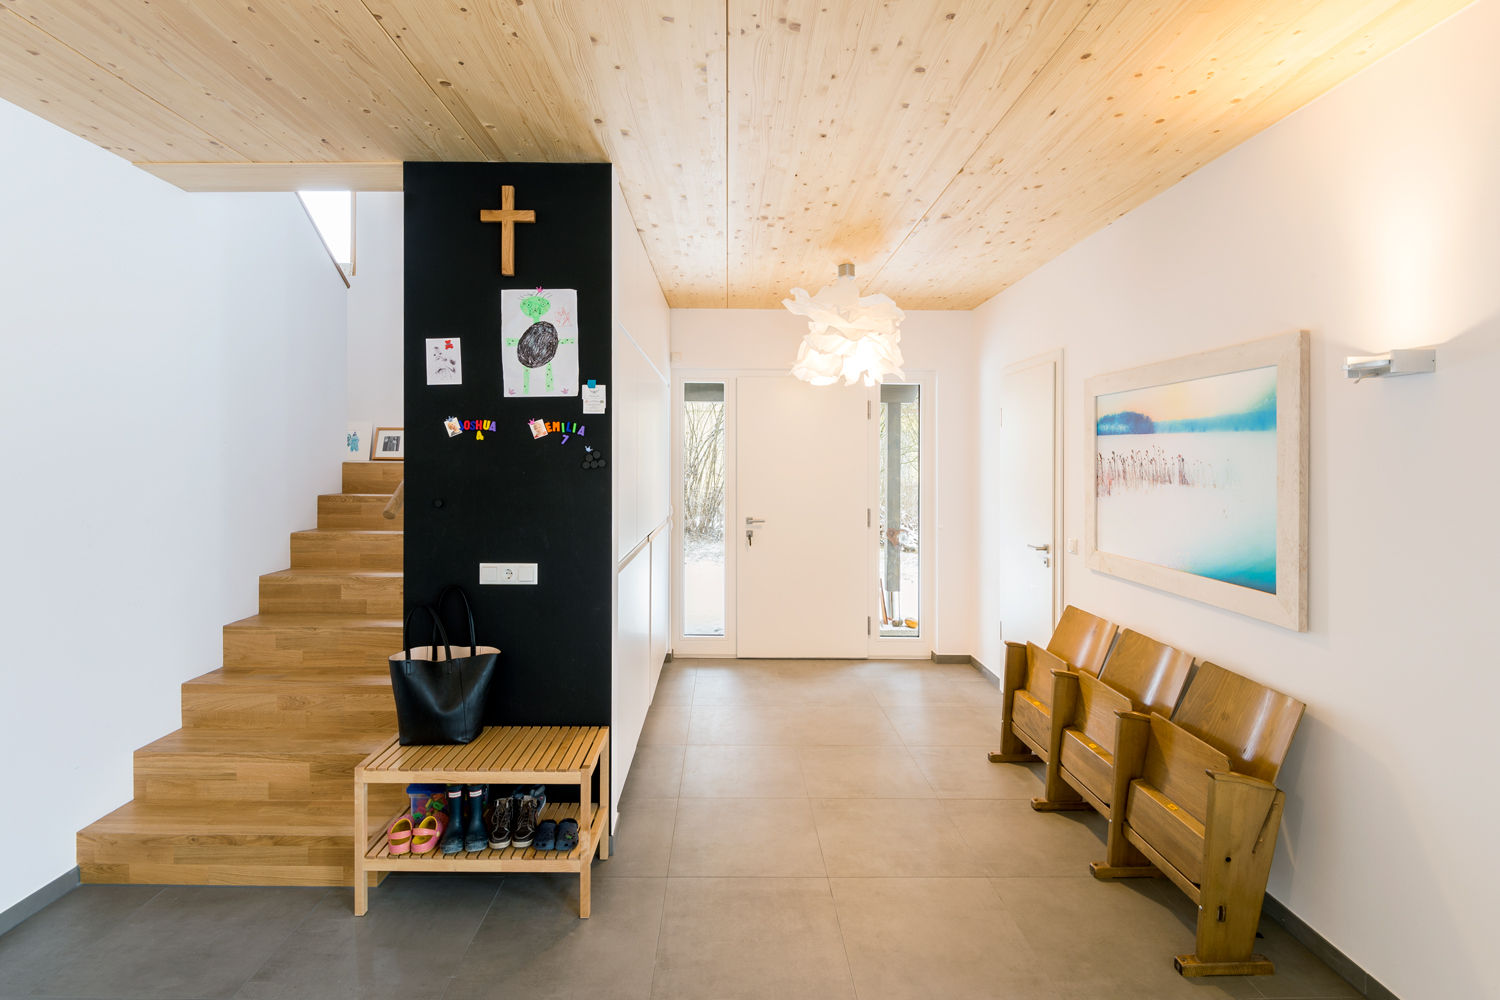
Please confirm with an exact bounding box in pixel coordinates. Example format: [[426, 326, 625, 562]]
[[487, 796, 513, 849], [512, 784, 547, 815], [512, 795, 540, 848]]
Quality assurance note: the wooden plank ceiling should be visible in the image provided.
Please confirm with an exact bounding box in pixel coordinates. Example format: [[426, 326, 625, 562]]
[[0, 0, 1468, 308]]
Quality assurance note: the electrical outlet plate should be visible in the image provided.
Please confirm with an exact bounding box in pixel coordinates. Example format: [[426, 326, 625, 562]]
[[479, 562, 538, 585]]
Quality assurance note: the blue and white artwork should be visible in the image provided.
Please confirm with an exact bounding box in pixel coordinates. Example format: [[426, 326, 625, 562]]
[[1095, 366, 1277, 594]]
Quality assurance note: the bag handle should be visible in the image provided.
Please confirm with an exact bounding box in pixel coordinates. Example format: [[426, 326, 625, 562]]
[[402, 605, 454, 663], [433, 585, 480, 650]]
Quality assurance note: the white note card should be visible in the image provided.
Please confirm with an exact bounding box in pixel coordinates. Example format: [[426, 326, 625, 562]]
[[582, 383, 607, 414]]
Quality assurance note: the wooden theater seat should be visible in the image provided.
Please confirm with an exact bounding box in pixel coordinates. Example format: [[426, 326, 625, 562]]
[[988, 606, 1117, 764], [1095, 661, 1305, 977], [1031, 629, 1194, 815]]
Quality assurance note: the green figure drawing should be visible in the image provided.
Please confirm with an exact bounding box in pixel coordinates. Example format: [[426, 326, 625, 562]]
[[505, 287, 577, 395]]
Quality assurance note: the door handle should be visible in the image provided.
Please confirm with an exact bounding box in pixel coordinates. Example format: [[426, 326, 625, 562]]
[[1027, 542, 1050, 552], [745, 517, 766, 526]]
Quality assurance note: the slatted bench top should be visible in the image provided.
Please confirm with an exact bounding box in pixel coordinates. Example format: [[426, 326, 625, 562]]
[[356, 725, 608, 783]]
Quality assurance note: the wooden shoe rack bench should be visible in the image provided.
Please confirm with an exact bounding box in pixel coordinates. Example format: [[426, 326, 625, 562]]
[[353, 725, 609, 917]]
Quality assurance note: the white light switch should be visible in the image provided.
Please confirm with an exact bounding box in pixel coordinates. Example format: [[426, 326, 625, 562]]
[[1066, 538, 1080, 555], [479, 562, 537, 585]]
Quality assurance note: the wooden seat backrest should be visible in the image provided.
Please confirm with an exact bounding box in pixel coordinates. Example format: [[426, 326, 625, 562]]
[[1070, 671, 1133, 756], [1045, 605, 1117, 676], [1170, 661, 1306, 784], [1096, 629, 1195, 718], [1142, 713, 1230, 825], [1023, 642, 1070, 709]]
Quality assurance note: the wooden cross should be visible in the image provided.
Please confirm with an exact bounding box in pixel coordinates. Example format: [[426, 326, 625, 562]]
[[478, 185, 536, 276]]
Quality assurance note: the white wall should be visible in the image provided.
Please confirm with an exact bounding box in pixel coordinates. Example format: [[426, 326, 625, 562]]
[[346, 192, 404, 430], [671, 308, 978, 656], [0, 101, 347, 913], [972, 4, 1496, 996], [611, 173, 673, 817]]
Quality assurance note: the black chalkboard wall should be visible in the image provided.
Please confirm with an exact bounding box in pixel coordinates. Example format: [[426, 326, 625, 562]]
[[403, 161, 612, 729]]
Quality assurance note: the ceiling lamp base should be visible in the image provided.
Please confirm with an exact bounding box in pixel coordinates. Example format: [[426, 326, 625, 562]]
[[784, 263, 906, 387]]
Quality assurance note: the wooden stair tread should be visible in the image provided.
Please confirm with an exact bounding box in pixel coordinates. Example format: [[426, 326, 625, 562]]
[[290, 529, 403, 539], [260, 569, 403, 582], [186, 667, 391, 688], [225, 614, 403, 629], [81, 800, 357, 838], [140, 728, 395, 756]]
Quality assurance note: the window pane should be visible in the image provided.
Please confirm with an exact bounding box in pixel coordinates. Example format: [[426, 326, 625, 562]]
[[878, 383, 919, 637], [683, 382, 726, 636]]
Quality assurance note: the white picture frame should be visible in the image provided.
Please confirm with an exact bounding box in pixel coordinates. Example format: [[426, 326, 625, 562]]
[[1084, 330, 1309, 631], [372, 426, 406, 461]]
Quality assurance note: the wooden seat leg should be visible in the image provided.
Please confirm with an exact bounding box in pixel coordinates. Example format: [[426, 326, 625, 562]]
[[990, 643, 1041, 763], [1089, 712, 1159, 878], [1089, 822, 1159, 878], [1175, 776, 1283, 976], [1033, 672, 1089, 811]]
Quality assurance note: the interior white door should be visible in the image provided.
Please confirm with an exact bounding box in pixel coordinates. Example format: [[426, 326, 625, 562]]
[[999, 359, 1058, 647], [736, 376, 870, 658]]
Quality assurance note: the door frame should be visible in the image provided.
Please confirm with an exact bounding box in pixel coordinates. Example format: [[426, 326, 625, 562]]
[[1003, 350, 1064, 635], [671, 368, 742, 657], [869, 369, 937, 659]]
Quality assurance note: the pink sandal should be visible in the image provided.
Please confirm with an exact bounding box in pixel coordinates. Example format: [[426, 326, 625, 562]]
[[411, 814, 446, 855], [387, 816, 414, 856]]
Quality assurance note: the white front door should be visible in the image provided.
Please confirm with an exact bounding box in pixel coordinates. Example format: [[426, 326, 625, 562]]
[[736, 376, 870, 658], [999, 356, 1059, 647]]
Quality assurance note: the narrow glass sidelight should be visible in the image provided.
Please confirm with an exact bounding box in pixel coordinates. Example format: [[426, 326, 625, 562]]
[[683, 382, 726, 636], [877, 383, 920, 637]]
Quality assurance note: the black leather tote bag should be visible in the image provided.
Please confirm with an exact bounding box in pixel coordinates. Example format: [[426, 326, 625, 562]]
[[388, 593, 500, 745]]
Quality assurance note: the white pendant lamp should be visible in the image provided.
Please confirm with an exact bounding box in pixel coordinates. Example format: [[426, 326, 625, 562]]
[[783, 262, 906, 386]]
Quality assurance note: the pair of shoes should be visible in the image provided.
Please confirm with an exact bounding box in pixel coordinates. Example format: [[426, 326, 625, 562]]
[[529, 815, 579, 852], [518, 785, 546, 845], [487, 795, 514, 849], [440, 784, 490, 854]]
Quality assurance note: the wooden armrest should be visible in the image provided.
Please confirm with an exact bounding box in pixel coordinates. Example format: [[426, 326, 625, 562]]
[[1001, 641, 1029, 698], [1111, 710, 1153, 783], [1049, 669, 1081, 741], [1204, 769, 1284, 858], [1206, 770, 1277, 792]]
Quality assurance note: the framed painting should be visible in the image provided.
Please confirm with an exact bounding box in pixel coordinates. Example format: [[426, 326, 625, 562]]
[[1084, 330, 1308, 631]]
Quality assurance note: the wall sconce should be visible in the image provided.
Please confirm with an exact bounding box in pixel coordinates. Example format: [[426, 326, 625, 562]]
[[1343, 348, 1437, 382]]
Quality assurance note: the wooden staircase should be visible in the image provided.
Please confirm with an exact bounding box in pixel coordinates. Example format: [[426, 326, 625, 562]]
[[77, 462, 407, 886]]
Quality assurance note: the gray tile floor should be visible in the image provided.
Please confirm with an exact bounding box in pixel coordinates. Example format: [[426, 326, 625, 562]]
[[1, 659, 1359, 1000]]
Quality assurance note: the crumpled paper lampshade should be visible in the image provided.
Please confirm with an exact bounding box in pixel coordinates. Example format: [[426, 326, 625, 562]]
[[783, 265, 906, 387]]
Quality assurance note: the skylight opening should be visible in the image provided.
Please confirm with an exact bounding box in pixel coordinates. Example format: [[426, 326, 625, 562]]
[[298, 190, 354, 274]]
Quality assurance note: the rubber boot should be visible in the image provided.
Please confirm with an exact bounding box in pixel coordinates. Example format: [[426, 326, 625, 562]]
[[439, 783, 466, 854], [463, 784, 488, 852]]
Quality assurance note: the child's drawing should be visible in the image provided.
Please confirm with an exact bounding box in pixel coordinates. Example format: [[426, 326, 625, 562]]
[[501, 288, 578, 397], [426, 337, 463, 386]]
